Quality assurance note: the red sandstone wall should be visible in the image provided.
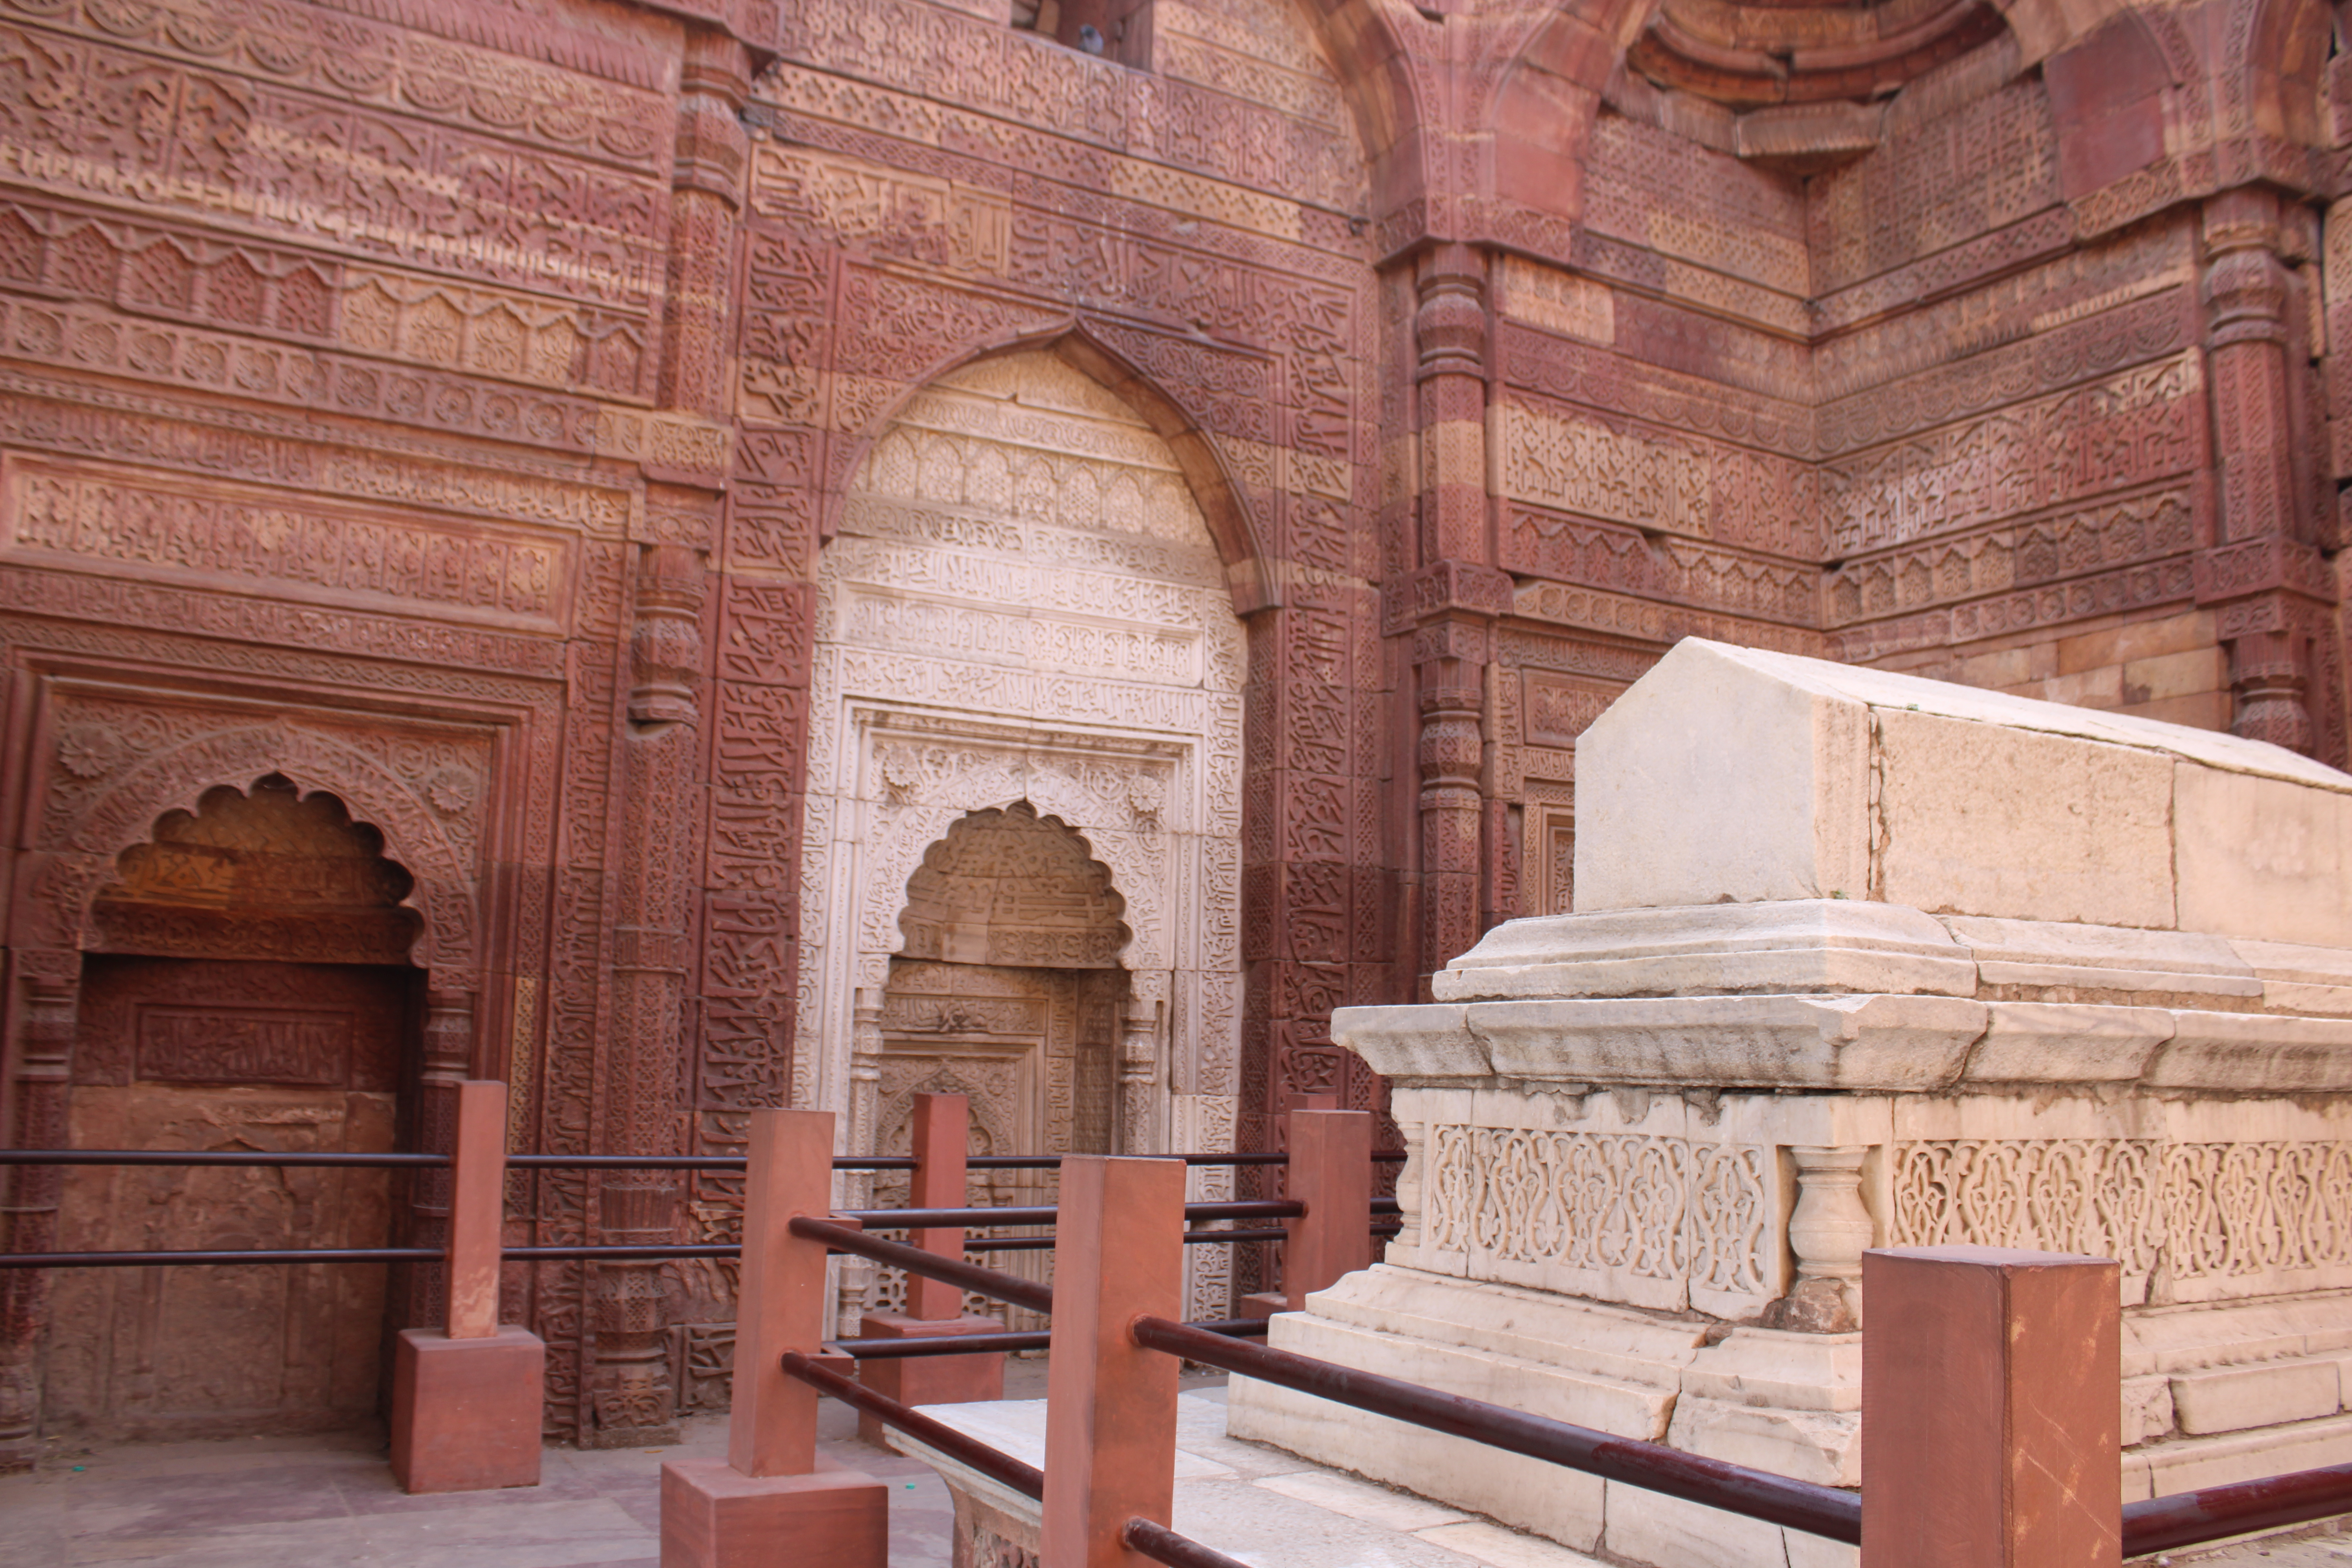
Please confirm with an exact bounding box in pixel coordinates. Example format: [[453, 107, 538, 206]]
[[0, 0, 2341, 1450]]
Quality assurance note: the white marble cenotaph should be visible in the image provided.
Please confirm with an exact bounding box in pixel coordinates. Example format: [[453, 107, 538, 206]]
[[1227, 637, 2352, 1568]]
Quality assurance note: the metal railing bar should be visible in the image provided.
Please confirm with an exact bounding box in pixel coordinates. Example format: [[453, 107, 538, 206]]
[[935, 1222, 1390, 1254], [789, 1216, 1055, 1316], [843, 1200, 1303, 1230], [4, 1148, 1406, 1171], [508, 1245, 740, 1261], [960, 1236, 1056, 1253], [0, 1242, 763, 1269], [828, 1317, 1270, 1361], [0, 1247, 442, 1268], [1123, 1517, 1255, 1568], [0, 1150, 449, 1168], [2120, 1461, 2352, 1555], [780, 1350, 1045, 1500], [1130, 1316, 1861, 1545]]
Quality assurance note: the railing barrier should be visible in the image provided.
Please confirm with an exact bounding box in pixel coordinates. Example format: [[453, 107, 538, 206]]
[[851, 1092, 1005, 1441], [10, 1108, 2347, 1562], [387, 1079, 544, 1495], [1041, 1155, 1187, 1568], [661, 1107, 888, 1568]]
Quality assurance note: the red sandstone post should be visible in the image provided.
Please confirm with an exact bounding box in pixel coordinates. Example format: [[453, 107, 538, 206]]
[[909, 1091, 968, 1319], [856, 1093, 1006, 1441], [1240, 1091, 1339, 1318], [1860, 1245, 2121, 1568], [1040, 1155, 1185, 1568], [390, 1080, 546, 1495], [444, 1078, 505, 1339], [1284, 1108, 1373, 1310], [661, 1109, 885, 1568]]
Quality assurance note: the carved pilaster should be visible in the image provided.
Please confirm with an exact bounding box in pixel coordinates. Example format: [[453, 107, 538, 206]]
[[396, 986, 477, 1334], [2230, 626, 2316, 753], [835, 992, 886, 1328], [0, 951, 76, 1469], [1406, 245, 1496, 982], [1769, 1145, 1874, 1333], [584, 540, 708, 1448], [2201, 188, 2325, 754], [1417, 671, 1486, 979], [658, 28, 749, 419], [1118, 997, 1160, 1155]]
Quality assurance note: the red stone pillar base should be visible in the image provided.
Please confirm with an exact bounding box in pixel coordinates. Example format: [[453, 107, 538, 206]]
[[390, 1326, 546, 1494], [852, 1311, 1005, 1444], [660, 1458, 887, 1568]]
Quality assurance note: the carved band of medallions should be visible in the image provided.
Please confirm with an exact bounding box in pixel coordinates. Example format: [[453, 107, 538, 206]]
[[1890, 1138, 2352, 1302], [751, 145, 1011, 274], [0, 367, 637, 538], [1827, 488, 2197, 628], [1421, 1124, 1773, 1305], [773, 0, 1365, 214]]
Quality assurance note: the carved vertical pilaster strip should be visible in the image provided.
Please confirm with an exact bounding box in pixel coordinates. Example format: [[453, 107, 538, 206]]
[[2201, 188, 2323, 754], [397, 987, 477, 1335], [660, 29, 749, 420], [835, 993, 884, 1329], [1409, 244, 1495, 985], [2229, 626, 2315, 753], [583, 14, 744, 1437], [1118, 997, 1160, 1156], [586, 538, 707, 1448], [1772, 1144, 1875, 1333], [0, 952, 76, 1468]]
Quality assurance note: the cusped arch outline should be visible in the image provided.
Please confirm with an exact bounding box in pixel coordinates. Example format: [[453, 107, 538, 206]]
[[857, 782, 1169, 988], [54, 723, 478, 973], [893, 800, 1132, 959], [818, 322, 1279, 615]]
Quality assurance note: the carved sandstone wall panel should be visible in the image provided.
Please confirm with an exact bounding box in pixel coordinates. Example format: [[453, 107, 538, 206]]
[[1806, 77, 2063, 297], [44, 951, 407, 1439], [0, 14, 670, 307]]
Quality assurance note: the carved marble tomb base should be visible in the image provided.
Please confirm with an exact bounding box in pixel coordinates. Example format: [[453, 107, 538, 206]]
[[1228, 640, 2352, 1568]]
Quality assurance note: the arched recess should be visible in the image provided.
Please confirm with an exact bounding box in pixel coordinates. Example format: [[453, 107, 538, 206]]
[[52, 724, 475, 980], [2216, 0, 2332, 146], [799, 345, 1247, 1322], [868, 804, 1135, 1328], [1287, 0, 1429, 234], [41, 775, 427, 1441], [819, 324, 1279, 617]]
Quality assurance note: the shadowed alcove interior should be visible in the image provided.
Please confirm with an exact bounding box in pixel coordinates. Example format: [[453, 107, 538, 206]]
[[47, 775, 425, 1440]]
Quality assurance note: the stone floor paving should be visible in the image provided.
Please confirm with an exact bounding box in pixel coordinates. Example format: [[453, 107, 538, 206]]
[[0, 1397, 953, 1568], [0, 1369, 2344, 1568]]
